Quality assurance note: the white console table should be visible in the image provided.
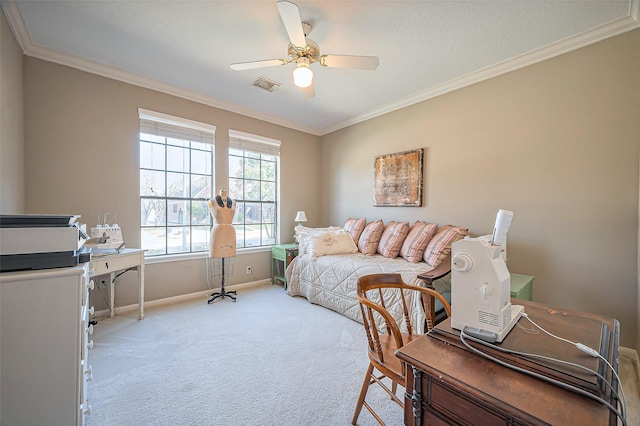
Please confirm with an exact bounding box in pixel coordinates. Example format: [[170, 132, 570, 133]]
[[89, 248, 146, 320]]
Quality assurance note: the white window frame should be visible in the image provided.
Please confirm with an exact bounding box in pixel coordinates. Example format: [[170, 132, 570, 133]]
[[228, 130, 281, 250], [138, 108, 216, 258]]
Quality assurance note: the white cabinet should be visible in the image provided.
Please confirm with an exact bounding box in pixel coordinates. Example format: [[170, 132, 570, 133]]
[[0, 264, 93, 426]]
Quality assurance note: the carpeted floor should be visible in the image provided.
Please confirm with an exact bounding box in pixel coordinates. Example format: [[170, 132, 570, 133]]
[[86, 283, 401, 426], [87, 282, 640, 426]]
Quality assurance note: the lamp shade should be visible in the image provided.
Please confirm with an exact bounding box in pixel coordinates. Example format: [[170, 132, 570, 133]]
[[294, 211, 308, 222]]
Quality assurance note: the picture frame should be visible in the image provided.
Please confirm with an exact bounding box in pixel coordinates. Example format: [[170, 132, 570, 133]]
[[373, 148, 424, 207]]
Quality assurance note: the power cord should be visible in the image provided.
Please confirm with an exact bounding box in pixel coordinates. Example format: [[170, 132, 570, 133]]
[[521, 313, 626, 421], [459, 316, 627, 426]]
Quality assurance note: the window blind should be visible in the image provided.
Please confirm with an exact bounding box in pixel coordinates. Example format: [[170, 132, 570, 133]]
[[229, 130, 280, 156], [139, 109, 215, 144]]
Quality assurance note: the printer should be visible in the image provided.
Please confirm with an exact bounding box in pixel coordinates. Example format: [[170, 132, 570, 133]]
[[0, 214, 90, 272]]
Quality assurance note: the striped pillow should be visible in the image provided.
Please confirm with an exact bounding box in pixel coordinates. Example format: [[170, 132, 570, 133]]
[[343, 217, 366, 245], [377, 221, 410, 258], [423, 225, 468, 267], [358, 220, 384, 255], [399, 221, 438, 263]]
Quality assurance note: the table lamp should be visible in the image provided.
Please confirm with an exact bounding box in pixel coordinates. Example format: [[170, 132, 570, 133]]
[[294, 211, 308, 227]]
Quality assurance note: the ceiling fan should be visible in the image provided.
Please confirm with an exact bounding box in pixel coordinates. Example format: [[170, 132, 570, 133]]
[[230, 1, 379, 99]]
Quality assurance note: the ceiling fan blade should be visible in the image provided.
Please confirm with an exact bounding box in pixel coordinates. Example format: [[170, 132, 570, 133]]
[[276, 1, 307, 48], [302, 81, 315, 99], [320, 55, 380, 70], [230, 59, 288, 71]]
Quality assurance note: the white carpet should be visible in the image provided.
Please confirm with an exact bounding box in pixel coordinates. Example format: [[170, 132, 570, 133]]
[[86, 283, 402, 426]]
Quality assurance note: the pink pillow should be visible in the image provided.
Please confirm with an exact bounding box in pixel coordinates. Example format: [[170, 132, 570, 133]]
[[423, 225, 468, 267], [399, 221, 438, 263], [343, 217, 366, 244], [377, 221, 409, 258], [358, 220, 384, 255]]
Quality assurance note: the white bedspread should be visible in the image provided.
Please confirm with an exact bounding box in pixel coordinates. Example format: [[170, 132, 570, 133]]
[[285, 252, 451, 333]]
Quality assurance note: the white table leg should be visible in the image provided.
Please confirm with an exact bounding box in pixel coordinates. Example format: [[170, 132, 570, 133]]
[[138, 255, 145, 320], [109, 271, 115, 318]]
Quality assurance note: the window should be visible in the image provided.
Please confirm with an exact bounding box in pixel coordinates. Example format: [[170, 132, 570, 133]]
[[139, 109, 215, 256], [228, 131, 280, 248]]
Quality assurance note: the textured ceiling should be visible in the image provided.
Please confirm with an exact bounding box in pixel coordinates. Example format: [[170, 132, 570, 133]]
[[3, 1, 639, 135]]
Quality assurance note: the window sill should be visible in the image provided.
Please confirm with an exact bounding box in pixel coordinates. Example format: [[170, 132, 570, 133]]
[[144, 246, 271, 265]]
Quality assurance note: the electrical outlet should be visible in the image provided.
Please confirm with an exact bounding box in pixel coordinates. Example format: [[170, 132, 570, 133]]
[[246, 266, 252, 274]]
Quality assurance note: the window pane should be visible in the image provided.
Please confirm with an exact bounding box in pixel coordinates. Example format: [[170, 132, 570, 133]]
[[234, 224, 245, 247], [229, 148, 243, 156], [191, 149, 212, 175], [167, 137, 189, 148], [244, 157, 260, 179], [167, 172, 188, 198], [141, 198, 166, 226], [262, 223, 276, 245], [244, 202, 261, 224], [141, 227, 166, 256], [262, 203, 275, 223], [140, 141, 165, 170], [244, 180, 260, 201], [167, 199, 188, 225], [191, 141, 212, 152], [261, 160, 275, 181], [228, 178, 243, 200], [192, 200, 211, 225], [229, 155, 243, 178], [167, 226, 189, 254], [262, 181, 275, 202], [140, 132, 164, 144], [245, 224, 261, 247], [232, 202, 245, 225], [192, 226, 210, 252], [140, 170, 166, 197], [191, 175, 212, 199], [167, 146, 189, 172]]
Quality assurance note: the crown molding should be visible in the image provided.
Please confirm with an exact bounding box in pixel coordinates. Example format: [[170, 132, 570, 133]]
[[4, 0, 638, 138], [319, 1, 640, 135]]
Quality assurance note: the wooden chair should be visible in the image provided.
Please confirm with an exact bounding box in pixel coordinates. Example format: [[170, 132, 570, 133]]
[[351, 273, 451, 426]]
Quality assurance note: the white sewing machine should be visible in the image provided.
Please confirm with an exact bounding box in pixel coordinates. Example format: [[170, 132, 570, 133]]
[[85, 213, 125, 251], [450, 210, 524, 342]]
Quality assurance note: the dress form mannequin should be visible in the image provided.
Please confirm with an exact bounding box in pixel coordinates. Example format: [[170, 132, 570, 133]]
[[207, 189, 237, 303]]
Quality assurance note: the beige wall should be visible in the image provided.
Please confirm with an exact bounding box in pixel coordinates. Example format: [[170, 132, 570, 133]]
[[22, 57, 321, 308], [0, 10, 25, 213], [320, 29, 640, 348]]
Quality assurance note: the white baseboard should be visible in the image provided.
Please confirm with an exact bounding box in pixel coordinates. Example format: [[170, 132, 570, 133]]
[[93, 279, 272, 318]]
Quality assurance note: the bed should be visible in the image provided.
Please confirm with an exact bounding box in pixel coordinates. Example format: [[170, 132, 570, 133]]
[[285, 219, 466, 333]]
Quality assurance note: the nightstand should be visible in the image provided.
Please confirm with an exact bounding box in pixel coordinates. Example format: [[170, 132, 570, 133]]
[[510, 273, 534, 301], [271, 244, 299, 289]]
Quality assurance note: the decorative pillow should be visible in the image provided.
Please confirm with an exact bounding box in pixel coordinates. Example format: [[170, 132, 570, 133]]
[[343, 217, 366, 245], [377, 221, 410, 258], [423, 225, 469, 267], [295, 225, 343, 255], [307, 229, 358, 260], [358, 220, 384, 255], [399, 221, 439, 263]]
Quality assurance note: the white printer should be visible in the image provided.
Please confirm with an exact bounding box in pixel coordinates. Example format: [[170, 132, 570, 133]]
[[0, 214, 89, 272]]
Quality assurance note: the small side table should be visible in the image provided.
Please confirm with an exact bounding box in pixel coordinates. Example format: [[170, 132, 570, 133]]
[[271, 243, 298, 289], [510, 272, 534, 301]]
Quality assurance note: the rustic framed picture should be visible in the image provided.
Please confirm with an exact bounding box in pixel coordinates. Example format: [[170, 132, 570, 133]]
[[373, 148, 424, 207]]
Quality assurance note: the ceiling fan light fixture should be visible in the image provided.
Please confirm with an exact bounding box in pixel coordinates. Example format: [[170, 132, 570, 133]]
[[293, 59, 313, 88]]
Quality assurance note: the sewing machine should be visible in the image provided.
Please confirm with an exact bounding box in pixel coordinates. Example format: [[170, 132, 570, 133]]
[[450, 210, 524, 342]]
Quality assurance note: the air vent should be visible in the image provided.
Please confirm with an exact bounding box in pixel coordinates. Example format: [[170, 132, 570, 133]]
[[253, 77, 281, 92]]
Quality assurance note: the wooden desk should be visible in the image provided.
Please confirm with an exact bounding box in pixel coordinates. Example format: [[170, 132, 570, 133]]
[[396, 300, 620, 425], [89, 248, 146, 319]]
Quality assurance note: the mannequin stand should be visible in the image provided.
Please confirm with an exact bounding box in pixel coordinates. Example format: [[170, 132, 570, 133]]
[[207, 257, 236, 303]]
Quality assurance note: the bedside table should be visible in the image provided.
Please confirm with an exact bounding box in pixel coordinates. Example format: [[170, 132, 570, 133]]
[[271, 244, 299, 289], [510, 273, 534, 301]]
